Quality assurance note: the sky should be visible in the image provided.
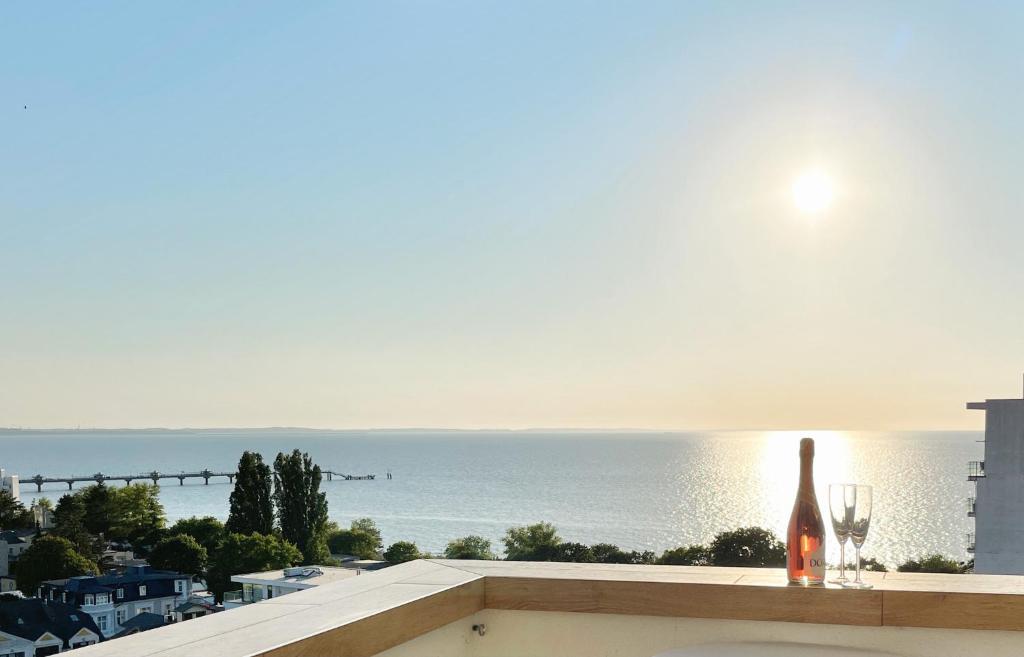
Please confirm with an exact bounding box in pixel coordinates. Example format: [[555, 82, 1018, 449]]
[[2, 2, 1023, 430]]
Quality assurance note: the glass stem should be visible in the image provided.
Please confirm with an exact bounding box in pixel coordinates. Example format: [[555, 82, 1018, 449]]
[[839, 542, 846, 580], [855, 546, 862, 583]]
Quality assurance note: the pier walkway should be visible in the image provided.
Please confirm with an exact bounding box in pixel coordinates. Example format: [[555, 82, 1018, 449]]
[[28, 469, 375, 491]]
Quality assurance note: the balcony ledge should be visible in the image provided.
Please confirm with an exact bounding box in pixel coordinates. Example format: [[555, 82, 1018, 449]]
[[72, 560, 1024, 657]]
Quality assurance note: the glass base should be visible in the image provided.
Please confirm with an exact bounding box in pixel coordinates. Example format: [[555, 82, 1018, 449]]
[[841, 581, 873, 589], [828, 576, 848, 584]]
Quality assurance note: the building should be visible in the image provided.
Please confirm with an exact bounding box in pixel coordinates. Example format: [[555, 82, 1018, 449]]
[[966, 379, 1024, 574], [0, 470, 19, 504], [0, 597, 103, 655], [172, 594, 218, 622], [29, 503, 53, 531], [0, 531, 34, 582], [38, 565, 192, 639], [222, 566, 360, 609]]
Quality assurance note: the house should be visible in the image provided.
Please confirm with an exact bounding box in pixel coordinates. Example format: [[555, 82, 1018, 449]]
[[38, 565, 191, 639], [0, 597, 103, 655], [0, 530, 34, 581], [112, 612, 166, 638], [966, 378, 1024, 574], [173, 594, 219, 622], [223, 566, 360, 609]]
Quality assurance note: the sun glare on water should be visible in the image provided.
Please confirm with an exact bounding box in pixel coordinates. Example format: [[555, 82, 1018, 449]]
[[792, 170, 835, 214]]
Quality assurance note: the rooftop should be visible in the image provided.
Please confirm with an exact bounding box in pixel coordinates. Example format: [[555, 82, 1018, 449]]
[[231, 565, 360, 587], [72, 560, 1024, 657]]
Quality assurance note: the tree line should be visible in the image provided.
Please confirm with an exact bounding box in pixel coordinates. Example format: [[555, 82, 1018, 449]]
[[6, 450, 973, 598], [13, 449, 327, 599]]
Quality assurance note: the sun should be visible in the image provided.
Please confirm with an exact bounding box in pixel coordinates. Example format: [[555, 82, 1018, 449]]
[[792, 170, 835, 214]]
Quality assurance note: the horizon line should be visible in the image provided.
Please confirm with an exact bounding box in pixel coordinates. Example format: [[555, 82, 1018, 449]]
[[0, 425, 979, 434]]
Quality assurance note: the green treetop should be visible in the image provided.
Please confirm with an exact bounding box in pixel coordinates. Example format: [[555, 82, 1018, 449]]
[[273, 450, 330, 564], [15, 535, 98, 596], [226, 451, 274, 536], [206, 532, 302, 602], [444, 535, 495, 560], [148, 534, 208, 577], [502, 522, 560, 561], [0, 490, 34, 530]]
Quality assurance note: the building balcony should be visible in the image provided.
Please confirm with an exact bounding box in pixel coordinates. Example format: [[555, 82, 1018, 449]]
[[968, 460, 985, 480], [221, 589, 264, 610], [71, 559, 1024, 657], [967, 496, 976, 517], [967, 532, 976, 553]]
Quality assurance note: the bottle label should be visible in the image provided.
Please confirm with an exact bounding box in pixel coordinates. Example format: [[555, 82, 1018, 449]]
[[807, 541, 825, 577]]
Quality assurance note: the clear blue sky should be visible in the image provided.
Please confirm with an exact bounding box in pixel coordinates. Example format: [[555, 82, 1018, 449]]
[[3, 2, 1022, 429]]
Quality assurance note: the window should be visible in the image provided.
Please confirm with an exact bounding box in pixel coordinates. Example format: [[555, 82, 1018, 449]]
[[116, 588, 124, 599], [84, 594, 94, 606], [96, 615, 108, 631], [175, 579, 185, 593], [116, 608, 126, 625], [70, 614, 79, 621], [97, 593, 109, 604], [137, 605, 152, 615], [139, 584, 147, 597]]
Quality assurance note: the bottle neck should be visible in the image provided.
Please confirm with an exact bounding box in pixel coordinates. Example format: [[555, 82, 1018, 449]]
[[798, 455, 816, 501]]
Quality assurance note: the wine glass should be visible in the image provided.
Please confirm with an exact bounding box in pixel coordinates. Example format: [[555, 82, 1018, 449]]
[[844, 485, 873, 589], [828, 484, 855, 584]]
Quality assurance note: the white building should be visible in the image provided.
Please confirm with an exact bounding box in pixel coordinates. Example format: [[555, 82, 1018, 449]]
[[39, 565, 193, 638], [0, 469, 19, 503], [967, 379, 1024, 574], [223, 566, 360, 609]]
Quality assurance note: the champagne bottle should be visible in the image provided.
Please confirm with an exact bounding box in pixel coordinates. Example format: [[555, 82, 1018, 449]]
[[787, 437, 825, 584]]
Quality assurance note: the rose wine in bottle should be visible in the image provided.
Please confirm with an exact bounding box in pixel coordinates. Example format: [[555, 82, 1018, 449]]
[[787, 437, 825, 584]]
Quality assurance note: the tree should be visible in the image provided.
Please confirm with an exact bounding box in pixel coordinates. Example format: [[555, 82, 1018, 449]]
[[15, 535, 98, 596], [503, 522, 561, 561], [327, 518, 383, 559], [226, 452, 274, 536], [206, 532, 302, 602], [51, 494, 103, 562], [383, 541, 421, 564], [658, 545, 710, 566], [444, 535, 495, 560], [897, 554, 968, 574], [273, 450, 329, 564], [108, 484, 166, 549], [148, 535, 208, 576], [0, 490, 34, 529], [168, 516, 227, 555], [79, 484, 115, 536], [552, 542, 595, 563], [708, 527, 786, 567], [590, 543, 654, 564]]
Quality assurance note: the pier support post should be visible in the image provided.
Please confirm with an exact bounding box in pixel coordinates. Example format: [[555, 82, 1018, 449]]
[[67, 481, 73, 490], [178, 477, 185, 486]]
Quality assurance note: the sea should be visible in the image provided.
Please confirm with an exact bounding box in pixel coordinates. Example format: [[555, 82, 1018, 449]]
[[0, 429, 981, 569]]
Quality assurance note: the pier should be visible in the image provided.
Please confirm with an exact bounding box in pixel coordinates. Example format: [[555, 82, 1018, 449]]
[[28, 469, 375, 491]]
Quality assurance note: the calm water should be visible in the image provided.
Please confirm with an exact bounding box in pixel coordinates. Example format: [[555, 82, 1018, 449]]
[[0, 430, 980, 568]]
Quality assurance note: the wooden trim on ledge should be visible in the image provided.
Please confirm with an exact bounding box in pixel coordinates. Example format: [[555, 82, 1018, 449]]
[[483, 577, 883, 626]]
